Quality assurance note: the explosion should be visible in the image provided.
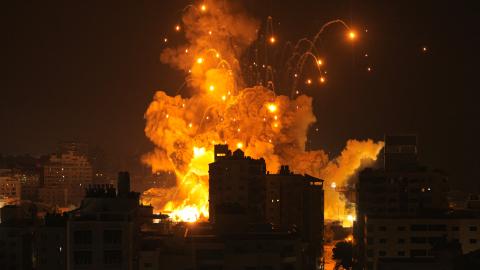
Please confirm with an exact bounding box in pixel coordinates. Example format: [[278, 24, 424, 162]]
[[141, 0, 384, 225]]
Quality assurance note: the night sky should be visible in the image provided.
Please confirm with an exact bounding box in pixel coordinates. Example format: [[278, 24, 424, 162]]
[[1, 1, 479, 191]]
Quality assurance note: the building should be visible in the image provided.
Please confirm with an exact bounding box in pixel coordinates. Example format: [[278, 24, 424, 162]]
[[364, 213, 480, 270], [66, 172, 153, 270], [35, 213, 68, 270], [40, 151, 92, 207], [0, 169, 22, 204], [58, 141, 89, 157], [357, 167, 449, 217], [354, 135, 480, 270], [209, 145, 267, 224], [18, 172, 40, 202], [38, 186, 68, 207], [383, 134, 418, 171], [208, 145, 325, 270], [139, 222, 304, 270], [266, 165, 324, 269], [0, 204, 36, 270]]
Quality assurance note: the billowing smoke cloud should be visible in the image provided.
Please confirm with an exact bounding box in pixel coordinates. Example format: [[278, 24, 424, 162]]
[[141, 0, 384, 224]]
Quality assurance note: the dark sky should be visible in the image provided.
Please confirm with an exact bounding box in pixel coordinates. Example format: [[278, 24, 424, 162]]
[[1, 1, 479, 190]]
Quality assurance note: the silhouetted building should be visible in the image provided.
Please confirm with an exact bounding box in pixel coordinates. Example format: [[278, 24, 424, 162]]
[[35, 213, 67, 270], [384, 135, 418, 171], [209, 145, 267, 224], [266, 165, 324, 269], [209, 145, 325, 270], [0, 204, 36, 270], [354, 135, 465, 270], [139, 222, 305, 270], [66, 172, 152, 270]]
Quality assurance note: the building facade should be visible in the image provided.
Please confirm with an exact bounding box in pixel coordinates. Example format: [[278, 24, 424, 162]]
[[364, 214, 480, 270], [0, 169, 22, 204], [209, 145, 267, 224], [41, 151, 92, 207], [354, 135, 472, 270], [266, 165, 324, 269], [66, 172, 152, 270]]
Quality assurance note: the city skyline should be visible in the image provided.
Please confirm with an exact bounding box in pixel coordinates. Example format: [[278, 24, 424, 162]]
[[3, 2, 480, 270]]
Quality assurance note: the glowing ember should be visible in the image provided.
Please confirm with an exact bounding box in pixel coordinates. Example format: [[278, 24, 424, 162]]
[[348, 30, 356, 40], [267, 103, 277, 113]]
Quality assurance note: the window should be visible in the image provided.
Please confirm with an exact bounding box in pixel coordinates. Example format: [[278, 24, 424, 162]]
[[428, 237, 444, 245], [429, 224, 447, 231], [379, 251, 386, 257], [451, 226, 459, 231], [74, 230, 92, 245], [398, 238, 405, 244], [281, 265, 294, 270], [410, 249, 427, 257], [411, 237, 426, 244], [470, 239, 477, 244], [379, 226, 387, 231], [411, 224, 428, 231], [197, 249, 224, 260], [104, 250, 122, 265], [469, 226, 478, 231], [74, 251, 92, 265], [397, 226, 406, 231], [104, 230, 122, 245], [379, 238, 387, 244]]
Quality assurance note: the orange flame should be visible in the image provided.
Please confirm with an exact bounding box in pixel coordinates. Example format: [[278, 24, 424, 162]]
[[141, 0, 384, 224]]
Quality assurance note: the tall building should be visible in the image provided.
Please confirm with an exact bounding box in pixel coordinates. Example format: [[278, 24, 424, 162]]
[[39, 150, 92, 207], [354, 135, 473, 270], [266, 165, 324, 269], [384, 135, 418, 171], [209, 145, 267, 224], [209, 145, 325, 270]]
